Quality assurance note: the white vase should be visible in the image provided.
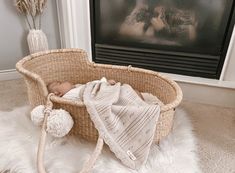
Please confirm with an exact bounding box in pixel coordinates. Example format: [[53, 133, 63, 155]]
[[27, 29, 49, 54]]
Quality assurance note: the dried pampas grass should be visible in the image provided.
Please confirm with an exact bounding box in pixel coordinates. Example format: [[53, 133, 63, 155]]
[[15, 0, 47, 29]]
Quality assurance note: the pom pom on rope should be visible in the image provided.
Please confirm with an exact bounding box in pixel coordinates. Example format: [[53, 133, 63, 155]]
[[46, 109, 74, 138], [31, 104, 74, 138], [31, 105, 46, 126]]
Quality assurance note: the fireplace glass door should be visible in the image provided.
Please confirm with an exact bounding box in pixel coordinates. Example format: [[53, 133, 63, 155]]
[[90, 0, 235, 79]]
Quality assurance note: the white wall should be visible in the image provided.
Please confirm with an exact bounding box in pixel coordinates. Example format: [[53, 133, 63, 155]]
[[0, 0, 60, 71]]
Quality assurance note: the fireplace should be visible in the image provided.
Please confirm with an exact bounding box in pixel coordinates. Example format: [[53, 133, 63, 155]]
[[90, 0, 235, 79]]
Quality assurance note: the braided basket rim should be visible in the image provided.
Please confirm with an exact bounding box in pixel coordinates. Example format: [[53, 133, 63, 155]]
[[16, 48, 183, 113]]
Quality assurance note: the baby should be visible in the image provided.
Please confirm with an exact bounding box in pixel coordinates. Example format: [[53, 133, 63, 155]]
[[47, 78, 115, 100], [47, 78, 144, 100]]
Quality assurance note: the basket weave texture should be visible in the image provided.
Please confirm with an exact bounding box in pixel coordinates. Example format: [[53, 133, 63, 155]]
[[16, 49, 182, 143]]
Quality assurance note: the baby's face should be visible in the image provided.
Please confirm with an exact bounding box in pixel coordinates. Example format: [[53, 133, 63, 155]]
[[48, 81, 74, 96]]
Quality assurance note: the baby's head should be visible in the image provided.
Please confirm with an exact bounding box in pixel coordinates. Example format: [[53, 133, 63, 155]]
[[47, 81, 74, 96]]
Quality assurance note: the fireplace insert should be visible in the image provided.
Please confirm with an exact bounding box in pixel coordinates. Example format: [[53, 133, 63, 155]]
[[90, 0, 235, 79]]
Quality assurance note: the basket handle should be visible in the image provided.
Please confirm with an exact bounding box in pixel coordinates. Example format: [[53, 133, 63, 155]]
[[37, 94, 104, 173], [37, 94, 53, 173]]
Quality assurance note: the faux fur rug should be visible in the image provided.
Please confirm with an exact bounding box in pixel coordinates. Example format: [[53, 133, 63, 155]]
[[0, 106, 201, 173]]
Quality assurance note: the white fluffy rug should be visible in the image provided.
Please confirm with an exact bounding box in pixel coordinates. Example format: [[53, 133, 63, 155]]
[[0, 106, 201, 173]]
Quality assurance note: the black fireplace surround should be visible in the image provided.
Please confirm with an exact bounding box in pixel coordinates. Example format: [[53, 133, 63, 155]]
[[90, 0, 235, 79]]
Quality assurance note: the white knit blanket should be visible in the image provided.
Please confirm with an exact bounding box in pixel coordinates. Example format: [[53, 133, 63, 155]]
[[83, 82, 160, 170]]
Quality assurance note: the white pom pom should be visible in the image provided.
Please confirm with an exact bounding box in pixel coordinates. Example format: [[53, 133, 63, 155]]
[[31, 105, 45, 126], [46, 109, 74, 137]]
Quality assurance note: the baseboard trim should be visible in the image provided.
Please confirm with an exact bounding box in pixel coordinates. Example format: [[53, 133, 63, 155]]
[[0, 69, 21, 81], [162, 72, 235, 89]]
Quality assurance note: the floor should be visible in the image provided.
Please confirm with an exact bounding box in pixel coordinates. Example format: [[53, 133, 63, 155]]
[[0, 79, 235, 173]]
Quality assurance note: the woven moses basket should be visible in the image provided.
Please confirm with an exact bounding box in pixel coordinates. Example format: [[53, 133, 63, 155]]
[[16, 48, 182, 143]]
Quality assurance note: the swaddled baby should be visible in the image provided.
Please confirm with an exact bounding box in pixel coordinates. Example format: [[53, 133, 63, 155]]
[[47, 77, 144, 101]]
